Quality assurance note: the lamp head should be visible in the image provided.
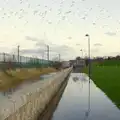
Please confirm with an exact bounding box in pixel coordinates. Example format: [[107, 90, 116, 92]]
[[85, 34, 89, 37]]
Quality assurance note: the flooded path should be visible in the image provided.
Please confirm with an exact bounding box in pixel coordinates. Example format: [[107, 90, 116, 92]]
[[43, 73, 120, 120]]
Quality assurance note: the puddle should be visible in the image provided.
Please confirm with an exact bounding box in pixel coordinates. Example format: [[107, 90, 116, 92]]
[[40, 72, 57, 80], [50, 73, 120, 120], [0, 72, 57, 98]]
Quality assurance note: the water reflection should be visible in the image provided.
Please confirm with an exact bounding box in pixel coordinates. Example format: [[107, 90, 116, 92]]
[[72, 73, 90, 120], [72, 73, 88, 82], [40, 72, 57, 80], [0, 73, 57, 99], [50, 73, 120, 120]]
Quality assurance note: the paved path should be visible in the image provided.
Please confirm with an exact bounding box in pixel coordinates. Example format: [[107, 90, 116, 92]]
[[47, 73, 120, 120]]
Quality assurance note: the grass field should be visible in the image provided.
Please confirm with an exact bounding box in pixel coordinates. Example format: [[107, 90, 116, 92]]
[[99, 60, 120, 66], [0, 68, 57, 91], [83, 61, 120, 108]]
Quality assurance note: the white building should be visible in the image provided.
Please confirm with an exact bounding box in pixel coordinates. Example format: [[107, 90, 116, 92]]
[[76, 59, 85, 66], [62, 61, 70, 68]]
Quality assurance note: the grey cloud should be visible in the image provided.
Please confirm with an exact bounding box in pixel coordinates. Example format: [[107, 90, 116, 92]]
[[25, 36, 49, 46], [25, 36, 47, 48], [24, 36, 75, 60], [35, 41, 46, 46], [91, 48, 99, 53], [50, 45, 75, 54], [21, 48, 45, 55], [105, 32, 116, 36], [94, 43, 103, 46], [76, 44, 80, 46], [35, 40, 75, 54], [25, 36, 41, 41], [68, 37, 72, 40], [21, 44, 75, 60], [108, 52, 120, 56]]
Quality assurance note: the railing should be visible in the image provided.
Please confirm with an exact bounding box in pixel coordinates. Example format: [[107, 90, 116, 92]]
[[0, 53, 54, 69]]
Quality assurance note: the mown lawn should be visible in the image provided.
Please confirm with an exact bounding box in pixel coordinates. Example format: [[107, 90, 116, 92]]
[[83, 64, 120, 108], [99, 60, 120, 66]]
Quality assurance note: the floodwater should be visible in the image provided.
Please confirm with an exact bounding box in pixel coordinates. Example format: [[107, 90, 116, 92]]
[[0, 72, 57, 99], [49, 73, 120, 120], [40, 72, 57, 80]]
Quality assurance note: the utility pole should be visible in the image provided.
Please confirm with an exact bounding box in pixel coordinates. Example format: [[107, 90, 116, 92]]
[[47, 45, 49, 61], [80, 49, 83, 58], [18, 45, 20, 63], [59, 54, 61, 62], [42, 52, 44, 68]]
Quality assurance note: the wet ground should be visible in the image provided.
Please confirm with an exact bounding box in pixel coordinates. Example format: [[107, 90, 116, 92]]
[[0, 72, 57, 99], [40, 73, 120, 120]]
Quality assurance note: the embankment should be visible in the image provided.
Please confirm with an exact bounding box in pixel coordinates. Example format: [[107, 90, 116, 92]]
[[0, 67, 56, 91]]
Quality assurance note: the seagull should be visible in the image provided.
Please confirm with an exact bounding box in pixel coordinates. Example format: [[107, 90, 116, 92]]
[[65, 11, 72, 14]]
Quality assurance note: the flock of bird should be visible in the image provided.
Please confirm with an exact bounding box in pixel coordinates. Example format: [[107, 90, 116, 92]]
[[0, 0, 120, 36]]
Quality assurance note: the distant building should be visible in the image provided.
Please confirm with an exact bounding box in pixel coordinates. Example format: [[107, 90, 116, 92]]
[[61, 61, 70, 69], [76, 59, 85, 67], [70, 57, 85, 68], [69, 60, 76, 66]]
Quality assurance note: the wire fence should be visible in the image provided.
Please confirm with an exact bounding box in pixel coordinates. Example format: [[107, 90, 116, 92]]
[[0, 53, 54, 69]]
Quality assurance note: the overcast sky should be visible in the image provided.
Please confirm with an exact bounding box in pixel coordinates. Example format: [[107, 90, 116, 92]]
[[0, 0, 120, 60]]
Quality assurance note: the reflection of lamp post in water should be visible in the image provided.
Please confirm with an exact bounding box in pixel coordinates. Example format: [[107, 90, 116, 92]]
[[80, 49, 83, 58], [85, 34, 91, 118]]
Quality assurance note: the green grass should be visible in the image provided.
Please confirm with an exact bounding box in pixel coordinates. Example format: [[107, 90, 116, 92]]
[[83, 64, 120, 108], [98, 60, 120, 66]]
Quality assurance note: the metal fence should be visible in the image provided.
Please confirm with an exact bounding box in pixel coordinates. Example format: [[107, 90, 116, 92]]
[[0, 53, 54, 69]]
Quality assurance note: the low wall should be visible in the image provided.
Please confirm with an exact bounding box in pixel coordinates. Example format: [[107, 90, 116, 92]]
[[0, 68, 72, 120]]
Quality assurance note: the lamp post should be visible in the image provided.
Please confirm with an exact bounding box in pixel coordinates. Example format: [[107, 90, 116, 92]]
[[85, 34, 90, 78], [58, 53, 61, 62], [85, 34, 91, 115], [80, 49, 83, 58], [42, 51, 45, 68], [46, 45, 49, 61], [43, 44, 49, 67], [17, 45, 20, 63]]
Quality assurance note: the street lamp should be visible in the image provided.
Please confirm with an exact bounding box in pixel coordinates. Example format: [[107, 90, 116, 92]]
[[58, 53, 61, 62], [85, 34, 91, 116], [41, 51, 45, 68], [80, 49, 83, 58], [85, 34, 90, 78], [17, 45, 20, 63], [46, 45, 49, 61]]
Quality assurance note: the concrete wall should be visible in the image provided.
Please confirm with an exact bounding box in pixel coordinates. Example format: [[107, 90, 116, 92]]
[[0, 68, 72, 120]]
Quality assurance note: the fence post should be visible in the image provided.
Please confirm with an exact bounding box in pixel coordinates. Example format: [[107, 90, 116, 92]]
[[19, 56, 21, 64], [13, 54, 15, 62], [33, 58, 35, 64], [3, 53, 5, 62], [25, 57, 27, 64]]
